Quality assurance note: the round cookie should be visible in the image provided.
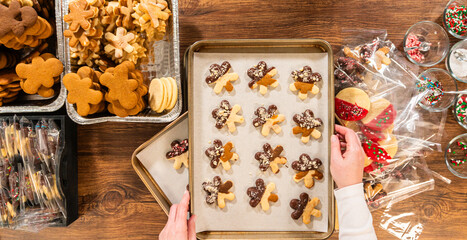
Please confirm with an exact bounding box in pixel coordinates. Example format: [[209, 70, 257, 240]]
[[362, 138, 392, 173], [361, 98, 396, 131], [161, 77, 172, 111], [335, 87, 370, 121], [378, 134, 398, 158], [167, 77, 178, 110], [361, 124, 394, 143], [148, 78, 164, 112]]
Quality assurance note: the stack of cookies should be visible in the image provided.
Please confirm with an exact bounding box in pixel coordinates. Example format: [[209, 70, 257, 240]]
[[0, 50, 18, 70], [132, 0, 172, 42], [64, 0, 171, 68], [63, 66, 105, 117], [101, 61, 147, 117], [0, 0, 53, 50], [0, 70, 21, 106], [0, 0, 61, 106], [16, 53, 63, 98], [64, 0, 103, 66], [63, 61, 148, 117]]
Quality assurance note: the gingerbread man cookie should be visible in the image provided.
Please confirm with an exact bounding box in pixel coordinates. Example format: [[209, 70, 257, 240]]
[[290, 66, 322, 99], [166, 139, 188, 170], [64, 0, 96, 32], [63, 71, 104, 117], [99, 61, 140, 110], [247, 178, 278, 211], [335, 87, 370, 121], [292, 154, 323, 189], [16, 56, 63, 96], [202, 176, 235, 209], [252, 105, 285, 136], [205, 139, 238, 171], [212, 100, 244, 133], [247, 61, 278, 95], [255, 143, 287, 174], [290, 193, 322, 224], [206, 61, 238, 94], [363, 180, 387, 208], [0, 0, 37, 37], [292, 109, 322, 143]]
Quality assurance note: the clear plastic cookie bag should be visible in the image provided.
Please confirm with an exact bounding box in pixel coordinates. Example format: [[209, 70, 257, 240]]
[[362, 156, 436, 211], [18, 117, 42, 207], [35, 119, 52, 172], [45, 118, 66, 218], [0, 187, 9, 226]]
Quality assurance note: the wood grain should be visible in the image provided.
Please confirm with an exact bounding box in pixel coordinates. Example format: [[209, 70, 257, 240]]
[[1, 0, 467, 239]]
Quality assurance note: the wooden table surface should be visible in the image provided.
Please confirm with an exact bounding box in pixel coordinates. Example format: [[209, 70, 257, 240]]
[[2, 0, 467, 239]]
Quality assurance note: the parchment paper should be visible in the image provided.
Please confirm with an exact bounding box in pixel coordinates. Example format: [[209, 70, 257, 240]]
[[192, 52, 330, 233], [137, 117, 189, 204]]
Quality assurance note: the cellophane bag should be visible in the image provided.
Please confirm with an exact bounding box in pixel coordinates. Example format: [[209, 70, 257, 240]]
[[334, 30, 445, 211], [0, 116, 66, 232]]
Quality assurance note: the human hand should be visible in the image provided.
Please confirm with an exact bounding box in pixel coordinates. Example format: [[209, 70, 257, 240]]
[[159, 190, 197, 240], [330, 125, 365, 189]]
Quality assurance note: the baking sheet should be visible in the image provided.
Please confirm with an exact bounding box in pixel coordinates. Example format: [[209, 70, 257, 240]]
[[192, 52, 330, 233], [136, 117, 188, 204]]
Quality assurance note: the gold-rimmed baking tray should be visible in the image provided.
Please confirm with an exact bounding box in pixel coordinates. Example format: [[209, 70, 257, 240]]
[[131, 112, 188, 215], [186, 39, 335, 239]]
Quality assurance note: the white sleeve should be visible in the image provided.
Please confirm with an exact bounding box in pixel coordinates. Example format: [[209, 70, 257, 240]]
[[334, 183, 377, 240]]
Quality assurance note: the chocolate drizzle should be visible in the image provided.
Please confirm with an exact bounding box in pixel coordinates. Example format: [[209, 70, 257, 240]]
[[202, 176, 233, 205], [290, 192, 309, 220], [252, 105, 277, 127], [255, 143, 283, 171], [247, 61, 275, 88], [291, 66, 322, 83], [166, 139, 188, 158], [292, 154, 322, 172], [212, 100, 232, 129], [205, 139, 225, 168], [246, 178, 266, 207], [293, 109, 322, 130], [206, 61, 231, 84]]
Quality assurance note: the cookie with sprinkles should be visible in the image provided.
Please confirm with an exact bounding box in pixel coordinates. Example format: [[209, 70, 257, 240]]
[[335, 87, 370, 121], [361, 98, 396, 131], [362, 138, 391, 173]]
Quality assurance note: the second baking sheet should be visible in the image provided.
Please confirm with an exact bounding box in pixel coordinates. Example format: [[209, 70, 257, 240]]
[[192, 52, 330, 233]]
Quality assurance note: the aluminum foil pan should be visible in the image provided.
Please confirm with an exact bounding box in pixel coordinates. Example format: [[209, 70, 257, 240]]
[[60, 0, 182, 124], [0, 0, 66, 114]]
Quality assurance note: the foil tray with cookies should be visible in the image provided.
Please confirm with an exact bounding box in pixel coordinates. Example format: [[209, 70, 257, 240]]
[[333, 30, 440, 211], [0, 0, 66, 113], [131, 112, 189, 216], [60, 0, 182, 124], [186, 40, 335, 239]]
